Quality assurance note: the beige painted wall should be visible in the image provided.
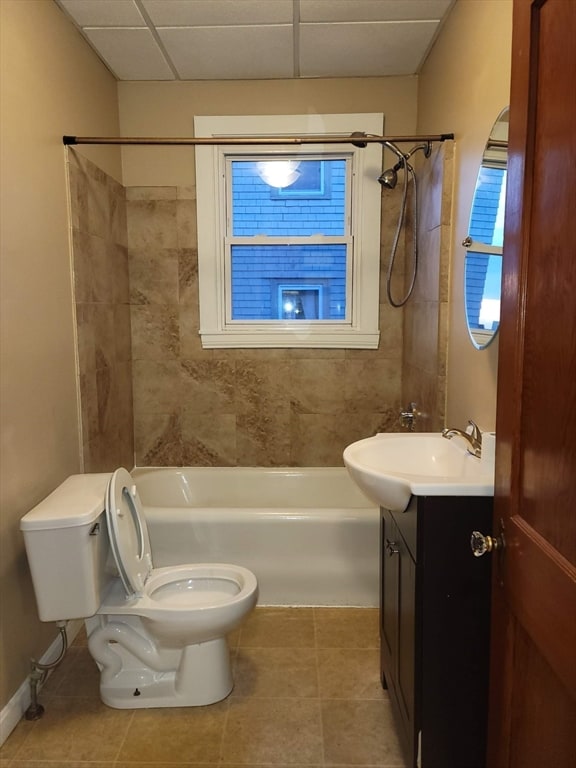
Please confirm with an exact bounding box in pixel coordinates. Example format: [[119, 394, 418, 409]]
[[417, 0, 513, 431], [118, 77, 418, 187], [0, 0, 120, 712]]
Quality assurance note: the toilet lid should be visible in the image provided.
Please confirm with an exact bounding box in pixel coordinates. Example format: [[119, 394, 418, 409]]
[[106, 468, 153, 598]]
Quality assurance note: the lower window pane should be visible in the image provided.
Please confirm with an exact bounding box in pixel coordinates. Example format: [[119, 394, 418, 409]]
[[230, 244, 347, 321]]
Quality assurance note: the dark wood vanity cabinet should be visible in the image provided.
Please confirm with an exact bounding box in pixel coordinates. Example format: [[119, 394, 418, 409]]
[[380, 496, 493, 768]]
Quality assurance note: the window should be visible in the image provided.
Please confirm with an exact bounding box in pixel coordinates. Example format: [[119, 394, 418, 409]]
[[194, 114, 383, 348]]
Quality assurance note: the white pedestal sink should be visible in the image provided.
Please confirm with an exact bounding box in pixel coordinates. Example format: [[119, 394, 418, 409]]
[[343, 432, 494, 512]]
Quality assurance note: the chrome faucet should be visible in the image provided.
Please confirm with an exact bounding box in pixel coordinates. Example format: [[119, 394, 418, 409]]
[[441, 420, 482, 457], [399, 402, 420, 432]]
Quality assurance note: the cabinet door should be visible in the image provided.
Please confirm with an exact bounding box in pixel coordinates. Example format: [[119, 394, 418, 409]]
[[380, 509, 399, 684], [397, 539, 417, 748]]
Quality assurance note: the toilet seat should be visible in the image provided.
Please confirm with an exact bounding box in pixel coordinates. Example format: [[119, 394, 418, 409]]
[[104, 469, 258, 615], [106, 468, 153, 597]]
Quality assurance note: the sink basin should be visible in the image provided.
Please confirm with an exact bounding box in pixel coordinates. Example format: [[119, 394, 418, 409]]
[[343, 433, 494, 512]]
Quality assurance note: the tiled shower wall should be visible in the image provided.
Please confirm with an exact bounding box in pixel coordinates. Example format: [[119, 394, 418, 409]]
[[67, 150, 134, 471], [68, 149, 450, 470], [402, 142, 453, 431], [127, 186, 407, 467]]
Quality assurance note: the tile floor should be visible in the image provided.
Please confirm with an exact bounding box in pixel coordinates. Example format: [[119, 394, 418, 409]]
[[0, 607, 407, 767]]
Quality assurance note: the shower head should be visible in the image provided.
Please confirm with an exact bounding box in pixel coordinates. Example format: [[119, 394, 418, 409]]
[[378, 166, 398, 189], [378, 160, 404, 189], [377, 141, 432, 187]]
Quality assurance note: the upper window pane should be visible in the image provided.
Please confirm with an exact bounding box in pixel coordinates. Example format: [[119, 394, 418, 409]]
[[230, 158, 347, 237]]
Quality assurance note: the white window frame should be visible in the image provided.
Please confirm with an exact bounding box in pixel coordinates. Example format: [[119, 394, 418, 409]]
[[194, 113, 383, 348]]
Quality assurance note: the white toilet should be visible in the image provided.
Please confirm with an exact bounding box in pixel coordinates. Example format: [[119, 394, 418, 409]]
[[20, 468, 258, 709]]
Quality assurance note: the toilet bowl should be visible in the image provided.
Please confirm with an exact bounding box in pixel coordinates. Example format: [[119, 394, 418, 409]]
[[20, 469, 258, 709]]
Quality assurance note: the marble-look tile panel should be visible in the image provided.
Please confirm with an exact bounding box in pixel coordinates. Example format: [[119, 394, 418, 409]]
[[132, 360, 182, 416], [401, 363, 438, 432], [178, 248, 199, 305], [126, 186, 176, 201], [67, 154, 133, 473], [404, 300, 440, 375], [126, 199, 179, 250], [236, 407, 292, 466], [290, 412, 385, 466], [129, 247, 179, 305], [181, 412, 237, 466], [176, 198, 197, 248], [287, 359, 347, 415], [134, 412, 183, 467], [416, 144, 444, 234], [72, 229, 109, 304], [413, 224, 441, 303], [113, 303, 132, 363], [130, 305, 180, 361], [344, 359, 402, 412], [181, 359, 237, 414], [179, 303, 210, 359]]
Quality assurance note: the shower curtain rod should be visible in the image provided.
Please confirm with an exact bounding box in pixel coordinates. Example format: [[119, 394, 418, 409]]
[[62, 133, 454, 147]]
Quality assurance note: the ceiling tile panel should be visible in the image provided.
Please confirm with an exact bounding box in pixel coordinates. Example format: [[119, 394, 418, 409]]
[[300, 21, 439, 78], [158, 25, 293, 79], [142, 0, 293, 26], [83, 28, 175, 80], [57, 0, 145, 26], [54, 0, 456, 80], [300, 0, 454, 23]]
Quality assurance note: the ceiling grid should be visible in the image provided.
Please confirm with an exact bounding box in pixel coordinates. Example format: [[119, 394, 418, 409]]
[[55, 0, 455, 81]]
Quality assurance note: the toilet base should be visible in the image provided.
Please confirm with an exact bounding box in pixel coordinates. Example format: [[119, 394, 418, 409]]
[[93, 632, 234, 708]]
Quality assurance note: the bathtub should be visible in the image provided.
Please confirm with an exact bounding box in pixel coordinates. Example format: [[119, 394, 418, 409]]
[[132, 467, 379, 607]]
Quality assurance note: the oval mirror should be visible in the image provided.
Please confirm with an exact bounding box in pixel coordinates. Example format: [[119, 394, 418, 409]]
[[464, 107, 509, 349]]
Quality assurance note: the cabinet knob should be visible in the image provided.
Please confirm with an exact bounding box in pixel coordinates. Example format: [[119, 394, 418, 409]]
[[470, 530, 504, 557], [385, 538, 399, 556]]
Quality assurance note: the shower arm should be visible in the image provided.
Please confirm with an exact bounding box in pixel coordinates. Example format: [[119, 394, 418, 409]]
[[62, 133, 453, 147]]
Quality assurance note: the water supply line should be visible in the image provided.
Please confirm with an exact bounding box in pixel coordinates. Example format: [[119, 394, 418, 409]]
[[25, 621, 68, 720]]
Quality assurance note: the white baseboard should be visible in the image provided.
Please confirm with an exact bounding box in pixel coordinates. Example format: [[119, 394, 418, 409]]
[[0, 619, 83, 747]]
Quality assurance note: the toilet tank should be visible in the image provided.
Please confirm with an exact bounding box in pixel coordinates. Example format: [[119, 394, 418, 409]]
[[20, 473, 113, 622]]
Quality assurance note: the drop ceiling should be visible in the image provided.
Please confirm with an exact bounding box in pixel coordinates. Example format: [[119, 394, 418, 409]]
[[55, 0, 455, 81]]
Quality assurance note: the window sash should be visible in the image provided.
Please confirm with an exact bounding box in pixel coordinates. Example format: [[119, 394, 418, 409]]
[[224, 152, 353, 326], [194, 113, 383, 348]]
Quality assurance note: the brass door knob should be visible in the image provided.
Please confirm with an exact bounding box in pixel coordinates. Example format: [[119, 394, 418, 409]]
[[470, 530, 504, 557]]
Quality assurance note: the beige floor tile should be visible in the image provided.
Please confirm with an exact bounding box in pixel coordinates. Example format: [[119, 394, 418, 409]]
[[314, 608, 379, 649], [42, 646, 100, 699], [0, 716, 35, 760], [72, 624, 88, 647], [322, 699, 406, 766], [115, 764, 215, 768], [318, 648, 385, 700], [10, 762, 114, 767], [221, 698, 323, 764], [232, 647, 319, 698], [239, 607, 315, 648], [116, 701, 228, 763], [14, 696, 132, 763]]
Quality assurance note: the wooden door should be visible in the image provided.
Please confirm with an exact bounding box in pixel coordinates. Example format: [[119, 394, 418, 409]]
[[489, 0, 576, 765]]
